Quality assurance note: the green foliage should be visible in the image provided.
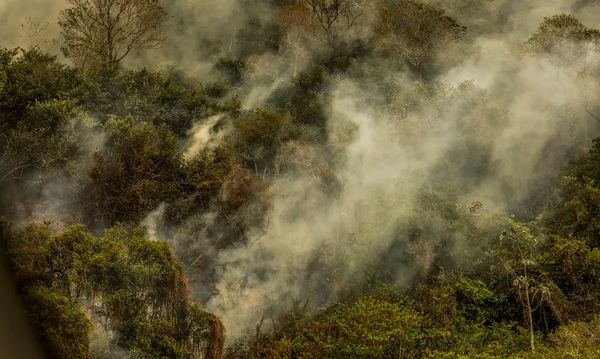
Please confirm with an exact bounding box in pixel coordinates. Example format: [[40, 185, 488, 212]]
[[235, 14, 282, 58], [0, 99, 91, 186], [215, 57, 247, 85], [294, 297, 425, 358], [165, 145, 239, 223], [544, 138, 600, 248], [424, 322, 532, 359], [83, 116, 184, 226], [1, 222, 92, 359], [455, 277, 498, 323], [374, 0, 466, 77], [0, 48, 94, 186], [1, 221, 224, 359], [88, 68, 222, 136], [231, 109, 298, 171], [527, 14, 600, 59], [0, 48, 89, 121], [232, 286, 535, 359], [268, 64, 330, 133], [230, 295, 426, 359], [376, 185, 490, 284], [2, 3, 600, 358], [24, 286, 92, 359], [537, 139, 600, 318], [537, 235, 600, 319], [534, 316, 600, 358]]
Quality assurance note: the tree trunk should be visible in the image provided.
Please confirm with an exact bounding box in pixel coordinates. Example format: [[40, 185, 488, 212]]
[[524, 266, 535, 352]]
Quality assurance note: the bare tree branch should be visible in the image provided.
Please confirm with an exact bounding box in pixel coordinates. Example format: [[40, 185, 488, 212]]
[[59, 0, 167, 73]]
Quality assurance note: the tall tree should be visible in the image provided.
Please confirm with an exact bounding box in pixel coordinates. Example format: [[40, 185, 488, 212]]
[[493, 223, 565, 353], [59, 0, 167, 73], [1, 221, 225, 359], [305, 0, 365, 49], [278, 0, 367, 51], [374, 0, 465, 77], [526, 14, 600, 58]]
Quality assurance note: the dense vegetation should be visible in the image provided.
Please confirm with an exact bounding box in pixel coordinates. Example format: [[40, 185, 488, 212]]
[[2, 0, 600, 358]]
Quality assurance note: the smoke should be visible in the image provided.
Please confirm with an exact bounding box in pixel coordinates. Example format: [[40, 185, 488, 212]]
[[7, 112, 105, 229], [194, 2, 600, 340], [141, 203, 166, 242], [5, 0, 600, 346], [423, 0, 600, 39], [204, 83, 431, 338], [183, 115, 223, 160], [129, 0, 276, 76], [0, 0, 66, 54], [87, 306, 131, 359], [125, 0, 241, 75], [0, 0, 274, 76]]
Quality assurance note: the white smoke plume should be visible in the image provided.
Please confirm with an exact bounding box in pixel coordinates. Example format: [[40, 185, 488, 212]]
[[184, 115, 223, 160], [198, 2, 600, 340]]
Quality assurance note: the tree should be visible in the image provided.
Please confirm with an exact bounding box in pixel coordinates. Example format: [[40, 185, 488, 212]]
[[59, 0, 167, 73], [24, 286, 92, 359], [0, 48, 88, 125], [305, 0, 366, 49], [0, 48, 96, 221], [544, 137, 600, 248], [164, 145, 239, 225], [538, 316, 600, 358], [538, 235, 600, 320], [230, 109, 298, 172], [228, 295, 425, 358], [493, 223, 564, 353], [526, 15, 600, 120], [278, 0, 367, 51], [374, 0, 466, 77], [0, 100, 91, 184], [83, 117, 184, 227], [526, 14, 600, 60], [1, 221, 225, 359]]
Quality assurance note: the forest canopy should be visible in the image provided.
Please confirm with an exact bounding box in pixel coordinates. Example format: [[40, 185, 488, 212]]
[[2, 0, 600, 358]]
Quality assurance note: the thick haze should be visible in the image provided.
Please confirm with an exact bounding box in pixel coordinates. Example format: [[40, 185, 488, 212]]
[[197, 0, 600, 339], [4, 0, 600, 344], [0, 0, 67, 51], [0, 0, 256, 75]]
